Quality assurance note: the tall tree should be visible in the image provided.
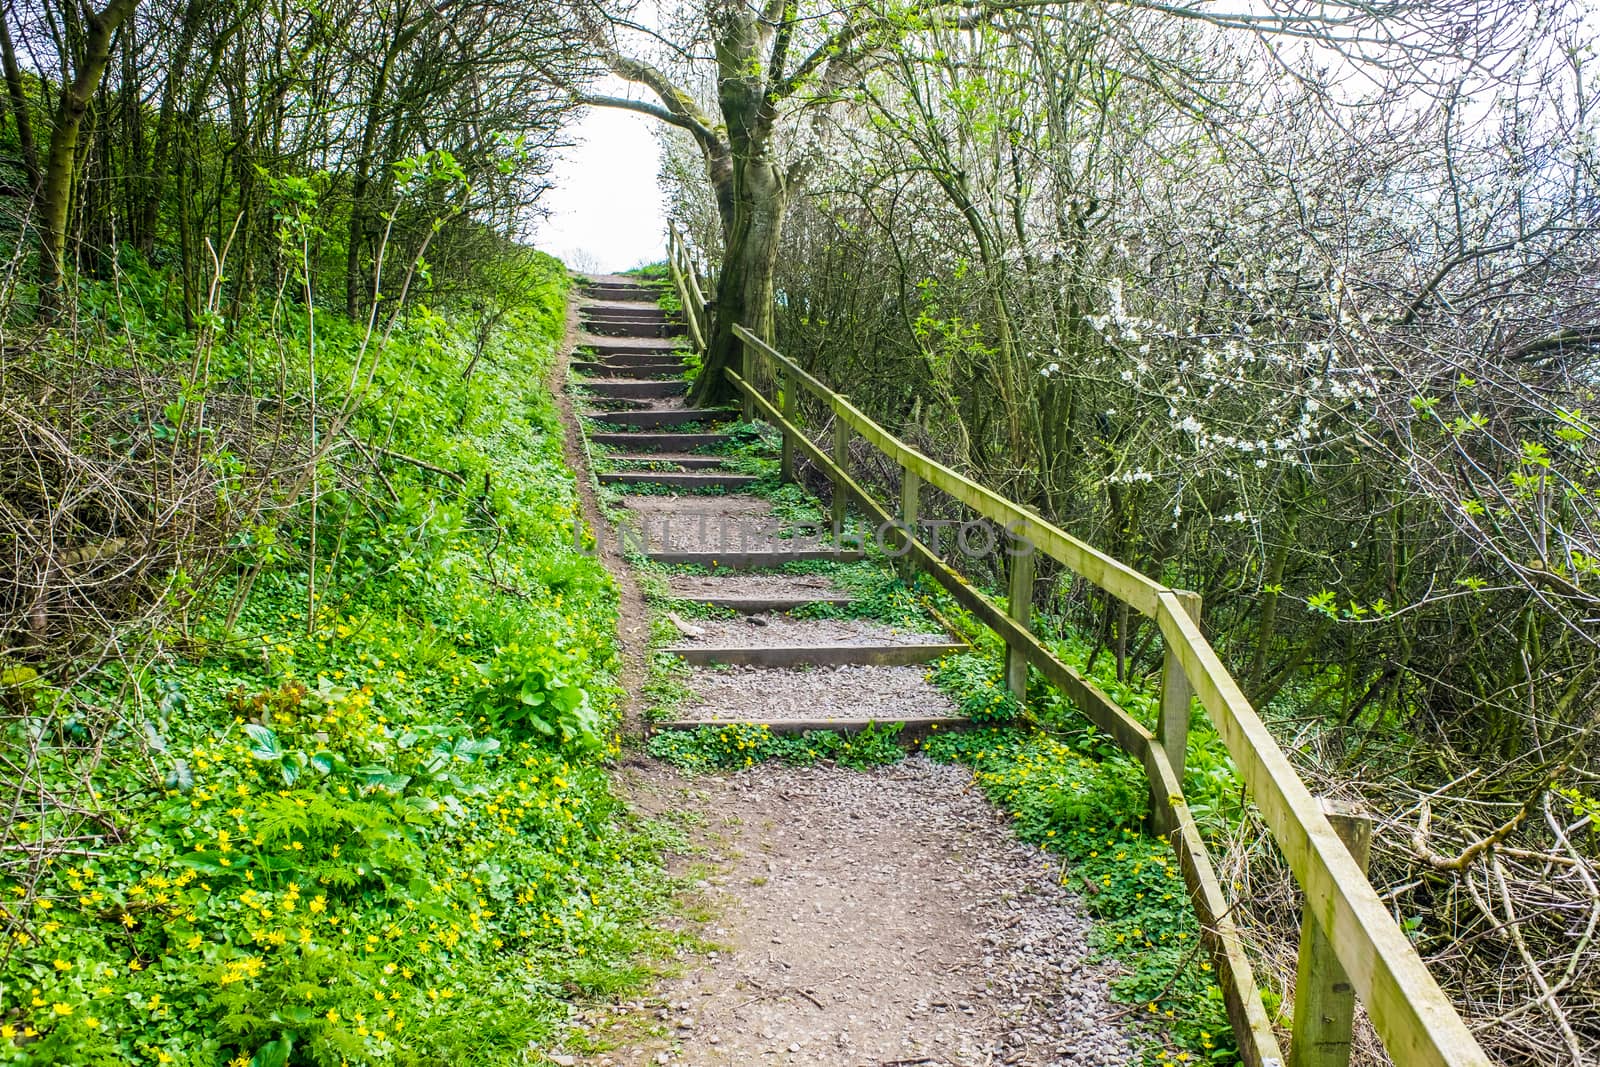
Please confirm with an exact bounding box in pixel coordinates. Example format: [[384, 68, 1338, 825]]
[[37, 0, 140, 307], [576, 0, 907, 404]]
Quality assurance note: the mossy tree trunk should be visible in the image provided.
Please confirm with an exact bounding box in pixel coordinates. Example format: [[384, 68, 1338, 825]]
[[38, 0, 140, 312], [579, 0, 901, 406]]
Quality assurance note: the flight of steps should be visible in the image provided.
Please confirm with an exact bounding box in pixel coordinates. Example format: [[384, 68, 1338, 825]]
[[571, 274, 968, 738]]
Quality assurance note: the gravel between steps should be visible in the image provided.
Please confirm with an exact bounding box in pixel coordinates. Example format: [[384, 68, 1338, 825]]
[[577, 758, 1137, 1066], [574, 332, 686, 350], [607, 451, 723, 464], [680, 663, 958, 721], [670, 615, 950, 649], [668, 573, 846, 598], [620, 497, 833, 554]]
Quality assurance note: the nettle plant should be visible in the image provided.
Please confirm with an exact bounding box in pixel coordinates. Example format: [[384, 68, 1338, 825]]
[[473, 641, 600, 748]]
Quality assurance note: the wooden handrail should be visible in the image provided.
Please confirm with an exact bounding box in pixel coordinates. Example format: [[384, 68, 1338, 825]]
[[666, 222, 708, 355], [735, 327, 1162, 615], [730, 322, 1492, 1067]]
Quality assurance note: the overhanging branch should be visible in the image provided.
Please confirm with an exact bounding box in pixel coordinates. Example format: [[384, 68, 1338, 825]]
[[577, 92, 696, 132]]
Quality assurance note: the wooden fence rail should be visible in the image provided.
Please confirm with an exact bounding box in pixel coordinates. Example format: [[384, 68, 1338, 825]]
[[666, 225, 709, 359], [660, 227, 1493, 1067]]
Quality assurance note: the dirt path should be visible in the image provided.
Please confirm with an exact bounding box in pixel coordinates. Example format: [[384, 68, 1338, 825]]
[[567, 760, 1136, 1067], [557, 273, 1138, 1067]]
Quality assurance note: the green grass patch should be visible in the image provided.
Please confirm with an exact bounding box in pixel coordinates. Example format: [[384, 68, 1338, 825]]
[[647, 722, 906, 771]]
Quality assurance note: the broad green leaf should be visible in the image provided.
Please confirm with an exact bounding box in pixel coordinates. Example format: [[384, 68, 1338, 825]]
[[243, 723, 282, 761]]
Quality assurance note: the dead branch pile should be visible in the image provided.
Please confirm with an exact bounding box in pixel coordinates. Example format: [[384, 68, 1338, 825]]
[[0, 343, 308, 657]]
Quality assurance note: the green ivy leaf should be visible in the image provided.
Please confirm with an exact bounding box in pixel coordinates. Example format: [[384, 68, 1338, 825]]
[[164, 758, 194, 793], [243, 723, 282, 761], [251, 1038, 292, 1067]]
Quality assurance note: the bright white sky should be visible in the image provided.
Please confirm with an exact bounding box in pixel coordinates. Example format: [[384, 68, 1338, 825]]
[[534, 99, 668, 273]]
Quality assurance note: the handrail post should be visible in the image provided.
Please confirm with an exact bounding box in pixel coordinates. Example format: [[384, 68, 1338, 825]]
[[831, 420, 851, 538], [740, 335, 755, 422], [898, 467, 921, 582], [1005, 536, 1035, 705], [780, 372, 798, 482], [1152, 589, 1201, 835], [1290, 801, 1373, 1067]]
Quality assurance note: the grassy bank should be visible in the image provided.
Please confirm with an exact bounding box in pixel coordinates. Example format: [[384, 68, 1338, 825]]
[[1, 256, 681, 1066]]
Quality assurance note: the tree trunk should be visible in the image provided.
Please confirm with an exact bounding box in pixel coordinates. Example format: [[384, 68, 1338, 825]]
[[137, 0, 209, 253], [38, 0, 139, 310], [0, 7, 39, 190], [347, 7, 419, 318], [692, 156, 786, 408]]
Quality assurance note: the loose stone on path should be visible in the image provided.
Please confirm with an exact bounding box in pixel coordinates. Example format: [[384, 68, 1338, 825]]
[[604, 758, 1137, 1067]]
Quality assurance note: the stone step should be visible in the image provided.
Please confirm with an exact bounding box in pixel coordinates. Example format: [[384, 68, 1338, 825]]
[[591, 407, 739, 429], [583, 379, 689, 399], [579, 338, 685, 355], [661, 642, 964, 668], [591, 432, 735, 452], [599, 471, 757, 490], [580, 349, 693, 367], [669, 593, 855, 613], [643, 549, 865, 569], [585, 319, 683, 339], [608, 453, 730, 470], [573, 361, 687, 379], [583, 303, 674, 321], [586, 396, 654, 411], [580, 284, 656, 301], [652, 715, 969, 742]]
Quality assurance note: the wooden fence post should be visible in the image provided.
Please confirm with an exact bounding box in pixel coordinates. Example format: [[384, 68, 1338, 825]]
[[780, 372, 798, 483], [1152, 589, 1201, 835], [1005, 538, 1034, 705], [831, 421, 851, 537], [1290, 801, 1373, 1067], [740, 336, 755, 422], [898, 468, 921, 581]]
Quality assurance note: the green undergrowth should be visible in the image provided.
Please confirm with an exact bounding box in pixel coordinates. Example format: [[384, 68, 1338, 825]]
[[2, 257, 686, 1066], [622, 263, 669, 283], [646, 722, 906, 771], [923, 629, 1250, 1066]]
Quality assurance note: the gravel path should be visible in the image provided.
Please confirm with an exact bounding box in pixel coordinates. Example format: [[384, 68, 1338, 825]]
[[608, 452, 723, 464], [573, 759, 1136, 1066], [625, 496, 779, 518], [575, 333, 685, 351], [681, 663, 958, 722], [597, 394, 689, 412], [670, 616, 951, 649]]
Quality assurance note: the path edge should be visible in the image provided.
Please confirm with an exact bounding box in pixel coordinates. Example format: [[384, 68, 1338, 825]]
[[548, 274, 653, 740]]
